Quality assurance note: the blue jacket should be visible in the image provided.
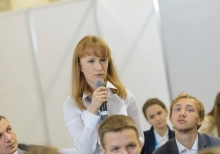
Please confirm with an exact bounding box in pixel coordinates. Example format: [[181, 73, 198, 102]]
[[141, 126, 175, 154], [153, 132, 220, 154]]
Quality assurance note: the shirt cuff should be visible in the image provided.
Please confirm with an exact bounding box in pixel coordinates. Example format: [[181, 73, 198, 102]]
[[84, 110, 100, 128]]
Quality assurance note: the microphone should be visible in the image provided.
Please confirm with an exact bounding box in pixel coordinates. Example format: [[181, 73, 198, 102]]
[[95, 79, 108, 120]]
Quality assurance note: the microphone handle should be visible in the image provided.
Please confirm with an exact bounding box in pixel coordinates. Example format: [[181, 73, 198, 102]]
[[100, 102, 108, 120], [101, 115, 108, 120]]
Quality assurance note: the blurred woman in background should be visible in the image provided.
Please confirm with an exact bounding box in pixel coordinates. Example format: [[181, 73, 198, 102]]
[[200, 92, 220, 137], [141, 98, 174, 154], [199, 146, 220, 154]]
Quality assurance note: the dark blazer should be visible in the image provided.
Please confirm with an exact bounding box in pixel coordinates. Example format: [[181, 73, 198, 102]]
[[153, 132, 220, 154], [18, 143, 44, 152], [141, 126, 175, 154]]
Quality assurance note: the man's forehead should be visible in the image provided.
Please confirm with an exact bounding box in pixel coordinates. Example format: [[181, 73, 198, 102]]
[[104, 129, 139, 143], [175, 98, 197, 107], [0, 119, 10, 130]]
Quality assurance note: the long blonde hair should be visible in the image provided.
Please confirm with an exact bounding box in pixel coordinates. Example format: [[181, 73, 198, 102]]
[[71, 35, 127, 110], [206, 92, 220, 137]]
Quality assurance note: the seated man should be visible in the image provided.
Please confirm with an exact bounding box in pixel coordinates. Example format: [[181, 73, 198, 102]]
[[154, 92, 220, 154], [98, 115, 142, 154], [0, 115, 27, 154]]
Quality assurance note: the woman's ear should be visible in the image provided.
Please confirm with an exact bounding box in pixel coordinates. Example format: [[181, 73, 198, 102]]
[[102, 148, 107, 154], [198, 117, 203, 126]]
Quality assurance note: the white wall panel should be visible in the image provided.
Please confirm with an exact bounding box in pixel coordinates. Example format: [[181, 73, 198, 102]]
[[0, 11, 47, 145], [158, 0, 220, 114]]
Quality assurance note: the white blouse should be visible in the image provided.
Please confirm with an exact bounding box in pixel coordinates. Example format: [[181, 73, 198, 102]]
[[154, 129, 169, 148], [63, 81, 144, 154]]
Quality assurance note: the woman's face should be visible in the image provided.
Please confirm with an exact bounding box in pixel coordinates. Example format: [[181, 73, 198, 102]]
[[80, 55, 108, 90], [145, 104, 168, 130]]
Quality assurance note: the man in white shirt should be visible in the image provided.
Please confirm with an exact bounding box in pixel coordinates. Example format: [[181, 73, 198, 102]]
[[98, 115, 142, 154], [0, 115, 27, 154], [154, 92, 220, 154]]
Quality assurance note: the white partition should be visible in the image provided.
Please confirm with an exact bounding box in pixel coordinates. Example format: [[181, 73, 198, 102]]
[[0, 0, 170, 148], [0, 10, 48, 144], [158, 0, 220, 113]]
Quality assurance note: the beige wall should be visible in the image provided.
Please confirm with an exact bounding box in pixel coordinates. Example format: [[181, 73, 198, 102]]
[[0, 0, 58, 12]]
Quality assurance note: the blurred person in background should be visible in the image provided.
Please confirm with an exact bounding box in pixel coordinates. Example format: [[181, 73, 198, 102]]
[[199, 146, 220, 154], [141, 98, 174, 154], [200, 92, 220, 138], [0, 115, 27, 154], [63, 35, 144, 154]]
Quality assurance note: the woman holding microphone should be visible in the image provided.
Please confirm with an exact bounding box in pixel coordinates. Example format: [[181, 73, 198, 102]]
[[63, 35, 144, 154]]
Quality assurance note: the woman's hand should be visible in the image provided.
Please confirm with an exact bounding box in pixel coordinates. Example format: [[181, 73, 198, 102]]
[[89, 87, 108, 115]]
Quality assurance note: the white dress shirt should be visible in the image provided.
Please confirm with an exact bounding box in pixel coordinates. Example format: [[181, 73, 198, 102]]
[[63, 81, 144, 154], [176, 134, 198, 154], [154, 129, 169, 149], [13, 151, 18, 154]]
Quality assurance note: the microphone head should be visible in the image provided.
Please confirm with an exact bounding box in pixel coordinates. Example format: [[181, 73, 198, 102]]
[[95, 79, 105, 89]]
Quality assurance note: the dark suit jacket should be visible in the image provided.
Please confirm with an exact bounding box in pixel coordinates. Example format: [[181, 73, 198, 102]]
[[141, 126, 175, 154], [153, 132, 220, 154], [18, 143, 44, 152]]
